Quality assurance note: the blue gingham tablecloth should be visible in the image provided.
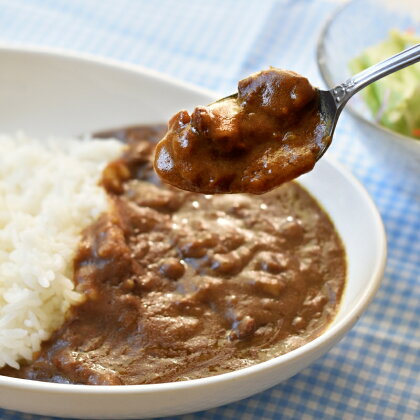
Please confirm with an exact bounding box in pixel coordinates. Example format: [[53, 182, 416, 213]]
[[0, 0, 419, 419]]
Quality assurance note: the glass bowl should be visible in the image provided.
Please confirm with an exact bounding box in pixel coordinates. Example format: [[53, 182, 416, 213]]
[[317, 0, 420, 188]]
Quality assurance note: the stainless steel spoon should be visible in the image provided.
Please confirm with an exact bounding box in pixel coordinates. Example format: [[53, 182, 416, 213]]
[[215, 43, 420, 161]]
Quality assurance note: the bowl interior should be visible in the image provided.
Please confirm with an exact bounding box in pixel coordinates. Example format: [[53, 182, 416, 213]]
[[0, 46, 386, 419], [299, 160, 385, 326]]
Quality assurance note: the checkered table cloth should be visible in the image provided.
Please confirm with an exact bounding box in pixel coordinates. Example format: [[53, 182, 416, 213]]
[[0, 0, 419, 419]]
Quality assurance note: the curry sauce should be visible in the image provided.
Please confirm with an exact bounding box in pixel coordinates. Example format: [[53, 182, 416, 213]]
[[1, 126, 346, 385]]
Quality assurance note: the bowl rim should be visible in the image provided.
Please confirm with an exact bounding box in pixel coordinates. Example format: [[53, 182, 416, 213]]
[[0, 44, 387, 397], [316, 0, 420, 148], [0, 42, 220, 106]]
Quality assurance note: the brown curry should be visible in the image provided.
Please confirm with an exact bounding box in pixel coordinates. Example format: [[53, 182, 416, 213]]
[[0, 125, 346, 385], [154, 68, 330, 194]]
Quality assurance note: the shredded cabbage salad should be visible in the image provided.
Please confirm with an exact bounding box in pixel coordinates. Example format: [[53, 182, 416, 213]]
[[349, 30, 420, 139]]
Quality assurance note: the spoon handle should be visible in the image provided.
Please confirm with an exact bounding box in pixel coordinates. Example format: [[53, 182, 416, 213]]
[[330, 43, 420, 112]]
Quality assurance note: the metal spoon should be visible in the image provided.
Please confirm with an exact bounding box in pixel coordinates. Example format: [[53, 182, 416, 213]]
[[215, 43, 420, 161]]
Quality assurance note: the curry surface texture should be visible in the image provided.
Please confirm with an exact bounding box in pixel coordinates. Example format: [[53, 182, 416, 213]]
[[0, 125, 345, 385], [154, 68, 330, 194]]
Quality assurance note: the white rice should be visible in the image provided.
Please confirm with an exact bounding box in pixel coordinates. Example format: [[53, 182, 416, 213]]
[[0, 132, 123, 369]]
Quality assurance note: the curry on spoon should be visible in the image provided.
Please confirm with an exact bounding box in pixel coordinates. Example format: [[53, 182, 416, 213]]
[[154, 43, 420, 194]]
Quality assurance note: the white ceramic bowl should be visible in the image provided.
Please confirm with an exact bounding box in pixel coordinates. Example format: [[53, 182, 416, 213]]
[[0, 45, 387, 419], [317, 0, 420, 189]]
